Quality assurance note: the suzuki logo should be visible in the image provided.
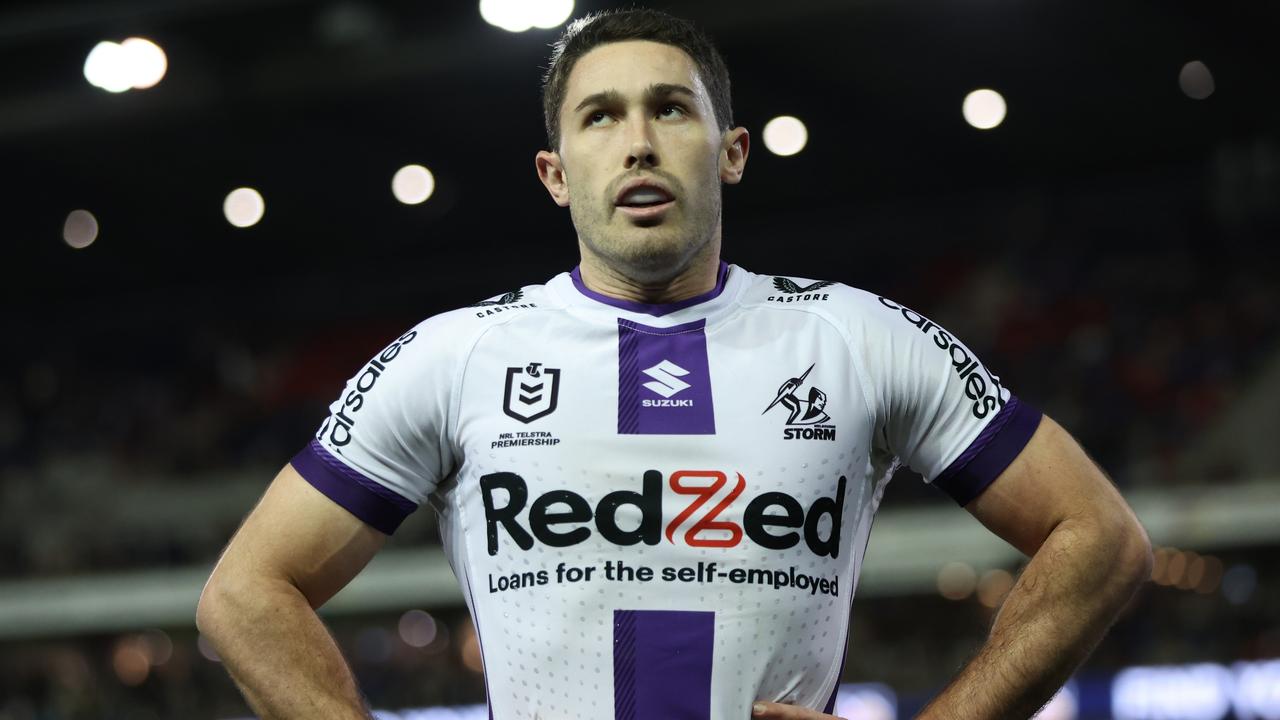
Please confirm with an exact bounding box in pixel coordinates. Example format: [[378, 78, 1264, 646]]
[[642, 360, 691, 398]]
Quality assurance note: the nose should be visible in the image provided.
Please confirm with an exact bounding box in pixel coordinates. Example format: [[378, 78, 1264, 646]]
[[625, 116, 657, 169]]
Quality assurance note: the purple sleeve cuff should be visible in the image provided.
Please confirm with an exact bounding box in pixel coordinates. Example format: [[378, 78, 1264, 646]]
[[290, 439, 417, 535], [933, 395, 1043, 506]]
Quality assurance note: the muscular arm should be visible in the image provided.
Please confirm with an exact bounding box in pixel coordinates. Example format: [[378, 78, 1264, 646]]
[[753, 415, 1151, 720], [196, 463, 389, 720], [917, 415, 1153, 719]]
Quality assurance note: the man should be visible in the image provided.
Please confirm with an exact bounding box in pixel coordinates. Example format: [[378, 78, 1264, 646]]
[[196, 9, 1152, 719]]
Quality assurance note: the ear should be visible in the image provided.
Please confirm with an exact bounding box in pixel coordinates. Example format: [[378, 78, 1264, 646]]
[[719, 127, 750, 185], [536, 150, 571, 207]]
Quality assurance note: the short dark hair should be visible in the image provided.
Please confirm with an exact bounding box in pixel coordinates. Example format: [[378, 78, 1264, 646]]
[[540, 8, 734, 151]]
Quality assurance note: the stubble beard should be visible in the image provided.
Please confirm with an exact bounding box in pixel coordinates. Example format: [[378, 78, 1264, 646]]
[[571, 176, 722, 286]]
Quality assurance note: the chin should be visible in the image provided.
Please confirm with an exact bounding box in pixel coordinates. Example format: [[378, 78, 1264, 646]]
[[608, 236, 703, 283]]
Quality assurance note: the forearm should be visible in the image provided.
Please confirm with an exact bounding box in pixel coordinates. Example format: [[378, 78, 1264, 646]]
[[197, 577, 373, 720], [918, 514, 1151, 719]]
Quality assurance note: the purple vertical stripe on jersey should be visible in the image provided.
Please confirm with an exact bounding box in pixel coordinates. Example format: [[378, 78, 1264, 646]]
[[613, 610, 714, 720], [617, 322, 642, 434], [933, 396, 1043, 506], [572, 261, 730, 317], [289, 440, 416, 535], [617, 318, 716, 435], [613, 611, 638, 720]]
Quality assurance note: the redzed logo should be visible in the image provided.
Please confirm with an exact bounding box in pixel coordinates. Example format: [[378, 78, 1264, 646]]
[[665, 471, 745, 547], [479, 470, 846, 558]]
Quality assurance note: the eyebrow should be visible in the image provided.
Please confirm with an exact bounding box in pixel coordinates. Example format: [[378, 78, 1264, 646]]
[[572, 83, 697, 113]]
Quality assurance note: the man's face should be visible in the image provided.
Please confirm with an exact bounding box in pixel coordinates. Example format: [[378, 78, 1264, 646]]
[[537, 40, 746, 282]]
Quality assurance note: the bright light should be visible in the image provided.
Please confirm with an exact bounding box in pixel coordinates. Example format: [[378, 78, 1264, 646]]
[[977, 568, 1015, 608], [962, 89, 1007, 130], [84, 42, 133, 93], [83, 37, 167, 92], [479, 0, 573, 32], [223, 187, 265, 228], [141, 629, 173, 665], [196, 634, 221, 662], [392, 164, 436, 205], [121, 38, 167, 89], [63, 209, 99, 249], [458, 620, 484, 673], [112, 637, 150, 686], [530, 0, 573, 29], [1034, 683, 1079, 720], [1179, 60, 1215, 100], [937, 561, 977, 600], [833, 684, 897, 720], [398, 610, 438, 648], [1112, 664, 1234, 720], [762, 115, 808, 157]]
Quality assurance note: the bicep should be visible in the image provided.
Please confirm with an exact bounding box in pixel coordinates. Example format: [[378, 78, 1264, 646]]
[[964, 414, 1141, 557], [207, 463, 389, 609]]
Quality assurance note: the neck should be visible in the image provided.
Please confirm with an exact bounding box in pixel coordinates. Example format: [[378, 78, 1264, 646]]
[[576, 238, 722, 305]]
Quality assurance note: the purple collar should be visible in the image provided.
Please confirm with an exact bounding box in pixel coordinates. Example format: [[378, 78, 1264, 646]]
[[569, 261, 731, 317]]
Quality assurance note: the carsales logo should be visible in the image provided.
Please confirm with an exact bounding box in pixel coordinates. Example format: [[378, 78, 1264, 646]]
[[318, 329, 417, 450], [479, 470, 846, 558]]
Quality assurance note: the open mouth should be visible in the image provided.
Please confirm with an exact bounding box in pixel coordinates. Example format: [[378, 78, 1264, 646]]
[[616, 200, 674, 219], [615, 184, 675, 219]]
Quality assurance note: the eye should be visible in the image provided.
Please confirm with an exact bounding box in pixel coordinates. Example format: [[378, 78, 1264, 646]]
[[658, 104, 686, 119], [586, 111, 612, 127]]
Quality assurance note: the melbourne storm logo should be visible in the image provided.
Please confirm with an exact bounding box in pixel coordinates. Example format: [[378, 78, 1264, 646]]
[[503, 362, 560, 423], [763, 364, 836, 441]]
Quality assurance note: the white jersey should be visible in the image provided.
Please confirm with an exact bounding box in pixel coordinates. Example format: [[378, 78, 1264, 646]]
[[291, 263, 1040, 719]]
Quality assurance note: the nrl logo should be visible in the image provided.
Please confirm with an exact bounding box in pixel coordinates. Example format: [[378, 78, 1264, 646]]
[[503, 362, 561, 424]]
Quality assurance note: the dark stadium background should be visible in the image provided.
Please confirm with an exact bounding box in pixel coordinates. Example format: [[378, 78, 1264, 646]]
[[2, 0, 1278, 718]]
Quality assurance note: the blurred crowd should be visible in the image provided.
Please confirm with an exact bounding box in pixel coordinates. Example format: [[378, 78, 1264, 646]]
[[0, 546, 1275, 720], [0, 607, 487, 720], [1, 196, 1277, 579]]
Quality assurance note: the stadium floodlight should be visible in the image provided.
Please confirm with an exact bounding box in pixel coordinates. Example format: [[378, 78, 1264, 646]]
[[962, 88, 1007, 130], [83, 37, 167, 92], [392, 164, 436, 205], [479, 0, 573, 32], [223, 187, 265, 228], [120, 37, 167, 89], [529, 0, 573, 29], [762, 115, 808, 157], [1179, 60, 1215, 100], [62, 209, 99, 248], [84, 42, 134, 93]]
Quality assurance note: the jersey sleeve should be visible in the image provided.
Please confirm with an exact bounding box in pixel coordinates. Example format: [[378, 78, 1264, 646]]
[[289, 317, 463, 534], [858, 294, 1043, 505]]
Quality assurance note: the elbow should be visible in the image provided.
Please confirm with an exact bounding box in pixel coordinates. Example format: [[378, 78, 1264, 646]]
[[196, 570, 258, 639], [1110, 512, 1154, 598], [195, 574, 231, 638], [196, 567, 302, 638]]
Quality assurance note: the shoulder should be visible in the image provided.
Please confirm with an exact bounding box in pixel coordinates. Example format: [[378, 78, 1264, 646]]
[[411, 280, 554, 335], [379, 280, 556, 373], [734, 268, 906, 331]]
